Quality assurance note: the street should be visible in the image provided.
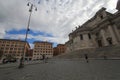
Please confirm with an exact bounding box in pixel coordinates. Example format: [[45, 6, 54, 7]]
[[0, 59, 120, 80]]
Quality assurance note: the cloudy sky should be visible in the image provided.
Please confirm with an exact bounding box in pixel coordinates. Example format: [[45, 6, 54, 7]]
[[0, 0, 118, 48]]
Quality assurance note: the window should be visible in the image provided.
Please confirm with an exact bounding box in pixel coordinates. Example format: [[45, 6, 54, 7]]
[[100, 15, 104, 19], [9, 51, 12, 53], [4, 51, 7, 53], [11, 45, 14, 47], [14, 48, 17, 50], [6, 48, 9, 50], [88, 33, 91, 39], [17, 54, 19, 56], [1, 47, 4, 50], [15, 45, 17, 47], [10, 48, 13, 50], [2, 44, 5, 46], [6, 45, 9, 46], [80, 34, 83, 40]]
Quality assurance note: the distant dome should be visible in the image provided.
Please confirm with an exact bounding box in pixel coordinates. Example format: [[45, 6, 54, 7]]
[[116, 0, 120, 10]]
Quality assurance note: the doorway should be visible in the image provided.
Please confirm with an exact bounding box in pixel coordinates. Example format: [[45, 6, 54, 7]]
[[107, 37, 112, 45], [97, 40, 102, 47]]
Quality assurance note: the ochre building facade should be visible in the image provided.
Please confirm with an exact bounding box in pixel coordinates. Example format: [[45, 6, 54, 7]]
[[0, 39, 30, 60], [33, 41, 53, 60], [53, 44, 66, 56]]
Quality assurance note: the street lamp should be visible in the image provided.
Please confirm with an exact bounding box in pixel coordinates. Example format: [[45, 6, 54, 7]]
[[18, 2, 37, 68]]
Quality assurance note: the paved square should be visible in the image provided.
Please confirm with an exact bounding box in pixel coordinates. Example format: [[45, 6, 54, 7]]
[[0, 59, 120, 80]]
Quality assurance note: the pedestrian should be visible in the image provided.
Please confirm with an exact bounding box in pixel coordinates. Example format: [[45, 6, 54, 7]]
[[42, 54, 46, 63], [45, 57, 48, 63], [42, 54, 45, 60], [84, 54, 88, 63], [18, 57, 24, 68]]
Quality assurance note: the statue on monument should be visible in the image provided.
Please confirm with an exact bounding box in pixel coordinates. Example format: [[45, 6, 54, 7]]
[[116, 0, 120, 11]]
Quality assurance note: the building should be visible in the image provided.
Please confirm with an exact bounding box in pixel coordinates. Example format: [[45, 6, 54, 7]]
[[0, 39, 30, 60], [53, 44, 66, 56], [116, 0, 120, 11], [53, 47, 58, 56], [33, 41, 53, 60], [65, 2, 120, 53], [25, 49, 33, 61]]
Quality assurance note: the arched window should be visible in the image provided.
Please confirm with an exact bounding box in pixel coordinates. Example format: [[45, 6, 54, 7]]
[[100, 15, 104, 19], [88, 33, 91, 39], [80, 34, 83, 40]]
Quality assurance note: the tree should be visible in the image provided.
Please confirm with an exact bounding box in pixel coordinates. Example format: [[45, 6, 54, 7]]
[[0, 50, 3, 59]]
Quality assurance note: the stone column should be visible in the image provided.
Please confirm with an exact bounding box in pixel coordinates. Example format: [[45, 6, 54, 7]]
[[84, 34, 89, 48], [113, 24, 120, 42], [76, 36, 81, 50], [108, 25, 118, 45], [92, 34, 98, 47], [100, 29, 108, 46]]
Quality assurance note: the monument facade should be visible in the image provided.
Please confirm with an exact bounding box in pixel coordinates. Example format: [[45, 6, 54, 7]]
[[65, 2, 120, 53]]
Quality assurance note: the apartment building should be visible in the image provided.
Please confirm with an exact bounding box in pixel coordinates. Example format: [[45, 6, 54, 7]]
[[33, 41, 53, 60], [25, 49, 33, 61], [53, 44, 66, 56], [0, 39, 30, 60]]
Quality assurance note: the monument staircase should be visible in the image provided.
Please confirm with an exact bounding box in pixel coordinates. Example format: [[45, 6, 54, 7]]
[[55, 45, 120, 59]]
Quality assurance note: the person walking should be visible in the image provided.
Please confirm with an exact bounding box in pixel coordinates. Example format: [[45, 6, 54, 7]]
[[42, 54, 45, 60], [42, 54, 46, 63], [84, 54, 88, 63]]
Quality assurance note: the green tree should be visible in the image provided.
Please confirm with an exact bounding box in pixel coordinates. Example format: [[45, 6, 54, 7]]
[[0, 50, 3, 59]]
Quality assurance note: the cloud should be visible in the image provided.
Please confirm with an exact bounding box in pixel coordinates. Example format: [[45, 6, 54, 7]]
[[4, 33, 68, 46], [0, 0, 118, 48], [0, 28, 6, 38]]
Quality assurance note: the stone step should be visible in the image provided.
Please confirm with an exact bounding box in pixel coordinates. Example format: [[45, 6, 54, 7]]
[[55, 45, 120, 59]]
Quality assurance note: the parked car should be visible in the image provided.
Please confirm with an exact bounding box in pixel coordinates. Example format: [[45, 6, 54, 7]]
[[2, 58, 16, 63], [2, 59, 8, 63]]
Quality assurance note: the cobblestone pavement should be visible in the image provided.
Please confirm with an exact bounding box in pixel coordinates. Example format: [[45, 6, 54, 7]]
[[0, 60, 43, 69], [0, 59, 120, 80]]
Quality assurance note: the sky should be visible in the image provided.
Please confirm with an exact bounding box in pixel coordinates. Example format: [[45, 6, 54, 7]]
[[0, 0, 118, 48]]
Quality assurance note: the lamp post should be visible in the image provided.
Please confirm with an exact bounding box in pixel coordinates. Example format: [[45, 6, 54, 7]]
[[18, 2, 37, 68]]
